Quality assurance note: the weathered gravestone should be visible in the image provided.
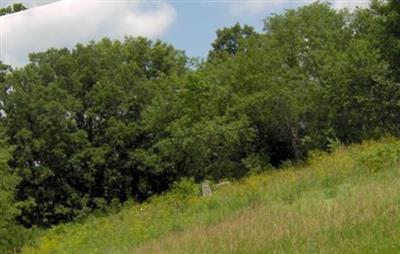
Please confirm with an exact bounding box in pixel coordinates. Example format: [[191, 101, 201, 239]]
[[201, 181, 212, 197]]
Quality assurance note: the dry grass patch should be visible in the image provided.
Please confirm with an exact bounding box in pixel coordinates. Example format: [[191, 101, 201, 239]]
[[133, 179, 400, 254]]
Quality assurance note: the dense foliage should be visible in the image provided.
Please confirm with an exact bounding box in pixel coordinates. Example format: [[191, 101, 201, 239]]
[[0, 3, 26, 16], [1, 38, 187, 226], [1, 1, 400, 237], [0, 127, 28, 253]]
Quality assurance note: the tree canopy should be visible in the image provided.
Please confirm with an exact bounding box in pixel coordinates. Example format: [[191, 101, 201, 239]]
[[0, 3, 27, 16]]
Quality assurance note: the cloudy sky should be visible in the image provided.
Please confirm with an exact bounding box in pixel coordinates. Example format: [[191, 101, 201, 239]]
[[1, 0, 370, 66]]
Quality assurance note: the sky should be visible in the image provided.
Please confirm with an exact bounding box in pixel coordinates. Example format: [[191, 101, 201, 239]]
[[0, 0, 371, 66]]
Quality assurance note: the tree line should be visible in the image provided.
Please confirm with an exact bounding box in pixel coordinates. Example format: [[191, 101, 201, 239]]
[[1, 1, 400, 250], [0, 3, 26, 16]]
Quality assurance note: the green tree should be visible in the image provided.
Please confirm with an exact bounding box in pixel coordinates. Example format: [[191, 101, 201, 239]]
[[262, 3, 400, 148], [1, 37, 187, 226], [139, 70, 257, 181], [370, 0, 400, 79], [208, 23, 258, 61], [0, 62, 11, 83], [0, 3, 27, 16], [0, 127, 27, 253]]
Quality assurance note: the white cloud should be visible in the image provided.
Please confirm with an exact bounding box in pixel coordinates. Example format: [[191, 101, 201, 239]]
[[0, 0, 176, 66], [228, 0, 371, 16], [1, 0, 58, 8], [228, 0, 280, 16], [331, 0, 370, 10]]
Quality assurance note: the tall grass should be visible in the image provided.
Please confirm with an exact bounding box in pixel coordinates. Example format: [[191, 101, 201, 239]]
[[136, 171, 400, 253], [22, 138, 400, 254]]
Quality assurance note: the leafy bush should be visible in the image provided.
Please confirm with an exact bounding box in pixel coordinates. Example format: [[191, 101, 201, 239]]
[[357, 138, 400, 173], [169, 177, 200, 198]]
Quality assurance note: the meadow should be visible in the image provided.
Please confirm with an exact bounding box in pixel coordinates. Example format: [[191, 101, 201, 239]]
[[21, 138, 400, 253]]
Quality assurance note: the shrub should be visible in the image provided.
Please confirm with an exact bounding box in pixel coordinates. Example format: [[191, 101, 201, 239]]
[[357, 139, 400, 173], [169, 177, 200, 198]]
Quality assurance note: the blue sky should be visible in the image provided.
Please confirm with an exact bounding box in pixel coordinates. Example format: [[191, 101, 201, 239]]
[[1, 0, 370, 66], [161, 2, 282, 58]]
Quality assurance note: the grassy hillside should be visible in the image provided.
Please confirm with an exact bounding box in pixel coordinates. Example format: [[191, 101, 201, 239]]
[[22, 138, 400, 253]]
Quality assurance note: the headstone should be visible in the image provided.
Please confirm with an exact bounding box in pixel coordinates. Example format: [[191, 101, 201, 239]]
[[201, 181, 212, 197]]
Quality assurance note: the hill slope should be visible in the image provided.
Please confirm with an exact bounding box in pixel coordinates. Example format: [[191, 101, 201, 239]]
[[22, 139, 400, 253]]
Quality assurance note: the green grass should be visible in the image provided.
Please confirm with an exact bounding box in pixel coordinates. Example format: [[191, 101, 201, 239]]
[[21, 138, 400, 254]]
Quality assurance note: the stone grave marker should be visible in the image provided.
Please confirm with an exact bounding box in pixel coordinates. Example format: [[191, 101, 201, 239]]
[[201, 181, 212, 197]]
